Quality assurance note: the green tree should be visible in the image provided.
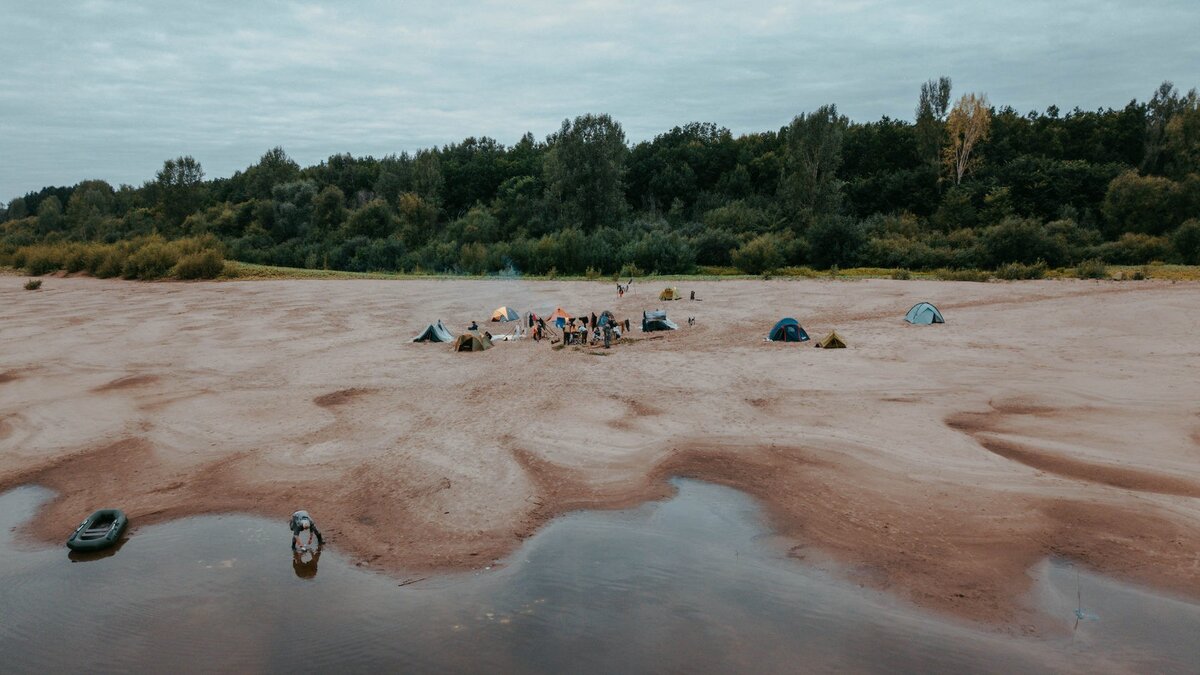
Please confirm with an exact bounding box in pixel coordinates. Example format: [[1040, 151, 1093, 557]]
[[36, 196, 64, 234], [915, 76, 952, 170], [312, 186, 348, 238], [807, 215, 866, 269], [344, 199, 396, 239], [65, 180, 115, 238], [1102, 170, 1179, 235], [155, 156, 206, 228], [543, 113, 628, 230], [779, 104, 848, 224]]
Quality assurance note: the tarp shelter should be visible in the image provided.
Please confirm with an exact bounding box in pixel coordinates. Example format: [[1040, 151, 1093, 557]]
[[659, 287, 682, 301], [548, 307, 573, 328], [814, 331, 846, 349], [642, 309, 678, 332], [904, 302, 944, 325], [490, 306, 520, 322], [768, 318, 810, 342], [412, 320, 454, 343], [452, 332, 493, 352]]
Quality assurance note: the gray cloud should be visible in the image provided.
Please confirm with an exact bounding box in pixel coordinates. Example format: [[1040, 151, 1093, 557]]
[[2, 0, 1197, 199]]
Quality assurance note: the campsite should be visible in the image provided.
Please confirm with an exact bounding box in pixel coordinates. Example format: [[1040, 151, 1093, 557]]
[[2, 274, 1200, 670]]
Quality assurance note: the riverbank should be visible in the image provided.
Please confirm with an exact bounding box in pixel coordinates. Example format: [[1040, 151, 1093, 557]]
[[2, 276, 1198, 628]]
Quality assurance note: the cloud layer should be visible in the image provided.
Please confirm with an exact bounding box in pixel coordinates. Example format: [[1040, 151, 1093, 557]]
[[2, 0, 1197, 199]]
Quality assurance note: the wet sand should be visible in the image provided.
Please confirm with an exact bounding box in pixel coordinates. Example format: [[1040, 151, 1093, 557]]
[[2, 276, 1199, 629]]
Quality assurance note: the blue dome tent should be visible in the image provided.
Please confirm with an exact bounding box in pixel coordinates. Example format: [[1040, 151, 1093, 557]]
[[904, 302, 945, 324], [768, 318, 810, 342]]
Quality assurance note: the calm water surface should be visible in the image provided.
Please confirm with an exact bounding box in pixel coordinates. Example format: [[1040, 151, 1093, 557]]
[[1, 480, 1197, 673]]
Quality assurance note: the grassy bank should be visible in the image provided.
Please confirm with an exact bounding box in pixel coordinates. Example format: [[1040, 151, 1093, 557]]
[[9, 258, 1200, 283]]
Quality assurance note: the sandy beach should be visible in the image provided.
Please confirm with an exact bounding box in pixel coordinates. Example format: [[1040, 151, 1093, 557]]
[[2, 276, 1198, 629]]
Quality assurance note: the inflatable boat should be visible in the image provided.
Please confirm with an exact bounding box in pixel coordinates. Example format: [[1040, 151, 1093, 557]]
[[66, 509, 128, 552]]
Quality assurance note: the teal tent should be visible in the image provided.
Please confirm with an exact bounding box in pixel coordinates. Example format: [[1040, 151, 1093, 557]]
[[904, 302, 944, 325], [768, 318, 810, 342]]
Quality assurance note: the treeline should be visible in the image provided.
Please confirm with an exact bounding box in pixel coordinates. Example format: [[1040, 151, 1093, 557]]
[[2, 78, 1199, 278]]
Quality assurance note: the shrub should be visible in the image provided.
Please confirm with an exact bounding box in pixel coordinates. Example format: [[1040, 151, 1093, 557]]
[[995, 260, 1047, 280], [617, 262, 643, 279], [172, 249, 225, 279], [890, 268, 912, 280], [1075, 258, 1109, 279], [24, 279, 42, 290], [23, 247, 62, 275], [93, 249, 127, 278], [1172, 219, 1200, 264], [122, 241, 179, 280], [731, 233, 785, 275], [1095, 232, 1171, 264], [936, 268, 991, 282]]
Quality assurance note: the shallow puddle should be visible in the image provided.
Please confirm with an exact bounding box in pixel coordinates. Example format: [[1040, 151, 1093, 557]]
[[1, 480, 1196, 673]]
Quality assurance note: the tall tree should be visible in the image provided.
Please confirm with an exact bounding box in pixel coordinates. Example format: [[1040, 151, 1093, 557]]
[[944, 93, 992, 184], [915, 76, 952, 169], [779, 104, 848, 223], [543, 113, 628, 230], [1142, 81, 1186, 175], [1162, 88, 1200, 179], [155, 156, 206, 227]]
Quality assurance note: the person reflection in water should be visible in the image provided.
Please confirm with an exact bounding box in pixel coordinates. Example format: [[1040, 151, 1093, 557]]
[[293, 548, 320, 579]]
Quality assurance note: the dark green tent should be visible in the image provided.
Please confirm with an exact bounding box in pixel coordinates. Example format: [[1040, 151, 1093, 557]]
[[413, 320, 454, 343]]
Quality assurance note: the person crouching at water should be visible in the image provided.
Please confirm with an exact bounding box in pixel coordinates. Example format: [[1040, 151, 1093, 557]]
[[290, 510, 323, 552]]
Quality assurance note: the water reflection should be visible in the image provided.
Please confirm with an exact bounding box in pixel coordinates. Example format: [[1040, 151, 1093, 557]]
[[1, 482, 1197, 673], [293, 549, 320, 580]]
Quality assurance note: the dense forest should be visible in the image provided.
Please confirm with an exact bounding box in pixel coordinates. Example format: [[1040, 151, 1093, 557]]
[[3, 78, 1199, 280]]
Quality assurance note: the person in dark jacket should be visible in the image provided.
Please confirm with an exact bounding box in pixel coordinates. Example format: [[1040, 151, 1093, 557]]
[[290, 510, 324, 552]]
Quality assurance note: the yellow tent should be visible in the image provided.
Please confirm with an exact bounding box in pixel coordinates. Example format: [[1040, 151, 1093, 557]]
[[490, 306, 519, 322], [659, 287, 681, 301], [452, 332, 493, 352], [814, 331, 846, 349]]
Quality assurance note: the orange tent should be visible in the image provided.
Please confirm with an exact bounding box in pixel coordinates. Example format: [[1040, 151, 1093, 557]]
[[547, 307, 573, 323]]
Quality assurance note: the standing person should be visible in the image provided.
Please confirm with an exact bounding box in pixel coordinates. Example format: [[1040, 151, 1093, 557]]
[[617, 283, 624, 298], [290, 510, 324, 552]]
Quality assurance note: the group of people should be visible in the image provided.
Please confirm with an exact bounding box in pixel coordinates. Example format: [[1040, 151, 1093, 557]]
[[561, 312, 629, 349]]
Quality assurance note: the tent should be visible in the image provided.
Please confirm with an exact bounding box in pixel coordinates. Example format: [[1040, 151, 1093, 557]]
[[814, 331, 846, 349], [768, 318, 810, 342], [490, 306, 520, 322], [659, 287, 682, 301], [412, 320, 454, 343], [452, 332, 493, 352], [598, 310, 616, 327], [548, 307, 573, 328], [642, 309, 678, 332], [904, 302, 944, 325]]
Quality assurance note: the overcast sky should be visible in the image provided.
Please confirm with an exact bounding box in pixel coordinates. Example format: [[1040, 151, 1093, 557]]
[[2, 0, 1197, 200]]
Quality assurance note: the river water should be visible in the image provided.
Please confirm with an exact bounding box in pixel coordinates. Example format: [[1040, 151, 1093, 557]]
[[1, 480, 1196, 673]]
